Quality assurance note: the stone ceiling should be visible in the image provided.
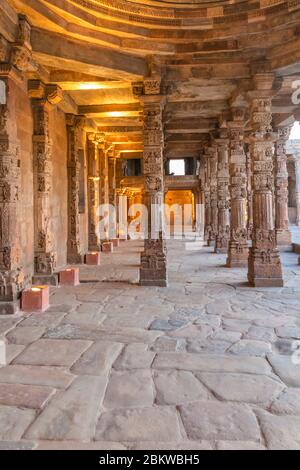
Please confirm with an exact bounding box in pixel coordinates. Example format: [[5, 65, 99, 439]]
[[3, 0, 300, 157]]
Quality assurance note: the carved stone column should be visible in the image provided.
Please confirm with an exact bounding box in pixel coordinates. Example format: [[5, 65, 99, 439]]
[[108, 150, 117, 208], [247, 73, 283, 287], [295, 160, 300, 227], [215, 135, 230, 254], [29, 81, 62, 285], [66, 114, 85, 264], [87, 133, 103, 251], [208, 146, 218, 247], [246, 145, 253, 239], [274, 126, 292, 246], [203, 150, 211, 243], [138, 78, 167, 287], [227, 110, 249, 267], [0, 73, 23, 313]]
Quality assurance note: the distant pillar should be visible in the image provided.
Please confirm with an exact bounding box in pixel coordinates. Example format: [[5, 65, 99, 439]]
[[215, 134, 230, 254], [295, 160, 300, 227]]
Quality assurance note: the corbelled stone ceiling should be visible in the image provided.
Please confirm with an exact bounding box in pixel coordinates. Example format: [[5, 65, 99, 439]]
[[4, 0, 300, 157]]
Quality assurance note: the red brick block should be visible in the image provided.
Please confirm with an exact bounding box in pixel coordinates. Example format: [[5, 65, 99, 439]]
[[21, 286, 50, 313], [59, 268, 80, 286], [110, 238, 120, 247], [102, 242, 114, 252], [85, 252, 101, 265]]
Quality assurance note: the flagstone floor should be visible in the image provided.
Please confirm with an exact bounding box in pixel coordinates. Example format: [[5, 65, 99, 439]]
[[0, 239, 300, 450]]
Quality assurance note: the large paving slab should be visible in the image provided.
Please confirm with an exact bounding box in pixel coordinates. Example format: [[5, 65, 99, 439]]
[[0, 383, 55, 409], [13, 339, 92, 367], [103, 370, 154, 408], [256, 410, 300, 449], [267, 354, 300, 387], [153, 370, 211, 405], [179, 402, 261, 441], [95, 407, 182, 442], [71, 341, 122, 375], [25, 375, 107, 441], [0, 365, 75, 389], [0, 406, 36, 440]]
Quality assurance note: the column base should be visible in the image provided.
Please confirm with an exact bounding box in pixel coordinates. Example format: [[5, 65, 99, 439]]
[[32, 273, 59, 287], [248, 248, 284, 288], [139, 239, 167, 288], [214, 237, 229, 254], [0, 301, 19, 315], [226, 242, 249, 268], [67, 254, 84, 265], [276, 229, 292, 247], [139, 278, 168, 287]]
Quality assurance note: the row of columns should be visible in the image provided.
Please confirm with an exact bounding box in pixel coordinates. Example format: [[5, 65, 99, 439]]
[[204, 73, 291, 287]]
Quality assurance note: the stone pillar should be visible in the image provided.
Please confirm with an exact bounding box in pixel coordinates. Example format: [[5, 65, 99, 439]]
[[295, 159, 300, 227], [29, 81, 62, 285], [0, 71, 24, 313], [66, 114, 85, 264], [203, 151, 211, 243], [246, 145, 253, 239], [208, 146, 218, 247], [274, 126, 292, 246], [108, 151, 117, 208], [215, 135, 230, 253], [227, 109, 249, 267], [138, 78, 167, 287], [87, 133, 103, 251], [247, 73, 283, 287]]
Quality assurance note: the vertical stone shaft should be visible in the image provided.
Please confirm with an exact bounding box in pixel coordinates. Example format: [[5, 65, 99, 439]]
[[247, 73, 283, 287], [296, 160, 300, 227], [215, 136, 230, 253], [87, 134, 101, 251], [204, 151, 211, 243], [66, 114, 85, 264], [274, 126, 292, 246], [227, 111, 249, 267], [31, 98, 56, 277], [246, 146, 253, 239], [0, 75, 23, 312], [139, 79, 167, 287], [208, 146, 218, 246], [108, 151, 117, 207]]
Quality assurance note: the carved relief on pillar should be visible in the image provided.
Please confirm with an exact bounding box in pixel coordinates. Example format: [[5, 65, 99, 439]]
[[207, 145, 218, 246], [246, 144, 253, 239], [247, 81, 283, 287], [227, 111, 249, 267], [139, 90, 167, 287], [10, 16, 33, 73], [215, 134, 230, 254], [87, 133, 103, 251], [0, 78, 24, 307], [30, 94, 56, 276], [274, 126, 292, 246], [66, 114, 85, 264]]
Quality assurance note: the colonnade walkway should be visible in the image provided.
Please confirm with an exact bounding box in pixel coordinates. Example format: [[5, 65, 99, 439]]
[[0, 239, 300, 449]]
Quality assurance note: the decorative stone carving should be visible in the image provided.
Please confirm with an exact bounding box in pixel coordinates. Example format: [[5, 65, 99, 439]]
[[10, 16, 32, 72], [87, 134, 101, 251], [207, 146, 218, 246], [274, 125, 292, 246], [66, 114, 86, 264], [0, 76, 24, 312], [247, 74, 283, 287], [227, 109, 249, 267], [215, 133, 230, 254], [139, 91, 167, 287]]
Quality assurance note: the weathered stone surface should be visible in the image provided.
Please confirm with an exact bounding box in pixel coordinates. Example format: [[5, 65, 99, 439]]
[[13, 339, 92, 367], [153, 353, 272, 375], [96, 407, 182, 442], [113, 344, 155, 370], [62, 311, 106, 327], [150, 319, 187, 332], [0, 383, 55, 409], [179, 402, 260, 441], [25, 375, 107, 441], [0, 406, 35, 440], [198, 372, 284, 404], [0, 317, 23, 336], [212, 330, 241, 342], [0, 365, 75, 389], [153, 370, 211, 405], [71, 341, 122, 375], [267, 355, 300, 387], [216, 441, 265, 450], [130, 441, 213, 450], [36, 441, 127, 450], [104, 370, 154, 408], [223, 318, 251, 333], [270, 389, 300, 415], [276, 325, 300, 339], [170, 324, 213, 339], [245, 326, 276, 343], [6, 326, 45, 345], [0, 441, 37, 450], [228, 340, 272, 357], [21, 312, 66, 329], [151, 337, 185, 352], [5, 344, 25, 364], [187, 339, 230, 354], [256, 410, 300, 449]]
